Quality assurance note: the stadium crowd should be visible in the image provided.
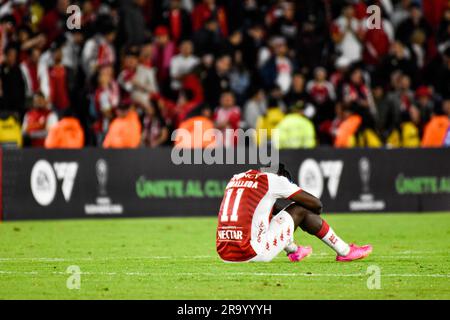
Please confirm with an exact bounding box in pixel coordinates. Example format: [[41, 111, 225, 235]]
[[0, 0, 449, 149]]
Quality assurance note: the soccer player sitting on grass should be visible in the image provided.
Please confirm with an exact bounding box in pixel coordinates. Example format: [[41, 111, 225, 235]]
[[216, 164, 372, 263]]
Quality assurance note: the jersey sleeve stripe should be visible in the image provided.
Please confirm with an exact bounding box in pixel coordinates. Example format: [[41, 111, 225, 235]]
[[287, 188, 303, 199]]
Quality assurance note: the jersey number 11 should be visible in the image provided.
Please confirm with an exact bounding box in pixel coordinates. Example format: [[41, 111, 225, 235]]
[[220, 188, 244, 222]]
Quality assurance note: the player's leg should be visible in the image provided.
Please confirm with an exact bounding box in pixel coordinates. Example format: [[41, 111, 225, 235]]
[[250, 209, 303, 262], [284, 203, 372, 261], [290, 204, 351, 257], [273, 204, 313, 261]]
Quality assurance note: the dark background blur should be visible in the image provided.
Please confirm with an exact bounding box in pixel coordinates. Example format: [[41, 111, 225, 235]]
[[0, 0, 449, 149]]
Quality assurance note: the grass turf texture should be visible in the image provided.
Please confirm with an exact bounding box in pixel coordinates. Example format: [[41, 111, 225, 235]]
[[0, 213, 449, 300]]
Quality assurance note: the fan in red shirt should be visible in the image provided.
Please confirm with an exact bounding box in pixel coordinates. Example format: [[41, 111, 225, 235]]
[[39, 0, 69, 47], [22, 92, 58, 147], [213, 91, 241, 147], [192, 0, 228, 37], [46, 43, 70, 112], [216, 164, 373, 263], [92, 64, 120, 140], [20, 47, 41, 97]]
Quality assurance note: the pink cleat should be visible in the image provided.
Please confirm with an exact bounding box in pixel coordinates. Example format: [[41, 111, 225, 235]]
[[336, 244, 373, 262], [288, 246, 313, 262]]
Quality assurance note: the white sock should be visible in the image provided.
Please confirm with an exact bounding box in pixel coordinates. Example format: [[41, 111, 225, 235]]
[[284, 241, 298, 254], [316, 220, 350, 256]]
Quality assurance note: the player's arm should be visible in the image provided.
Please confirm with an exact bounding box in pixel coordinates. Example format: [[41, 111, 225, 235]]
[[269, 172, 323, 215], [272, 200, 290, 216], [289, 190, 323, 215]]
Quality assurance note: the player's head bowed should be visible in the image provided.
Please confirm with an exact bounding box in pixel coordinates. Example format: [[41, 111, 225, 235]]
[[277, 163, 293, 182]]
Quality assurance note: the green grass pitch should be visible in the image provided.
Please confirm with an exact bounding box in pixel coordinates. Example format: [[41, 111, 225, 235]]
[[0, 213, 449, 299]]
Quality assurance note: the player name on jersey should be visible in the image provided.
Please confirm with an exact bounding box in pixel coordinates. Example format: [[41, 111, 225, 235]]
[[226, 180, 259, 189]]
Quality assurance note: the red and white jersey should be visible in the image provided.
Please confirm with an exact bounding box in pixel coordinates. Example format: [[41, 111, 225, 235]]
[[306, 81, 336, 105], [216, 169, 302, 262], [213, 106, 241, 147]]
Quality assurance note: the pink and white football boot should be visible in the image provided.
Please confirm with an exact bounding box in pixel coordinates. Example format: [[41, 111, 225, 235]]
[[336, 244, 373, 262], [288, 246, 313, 262]]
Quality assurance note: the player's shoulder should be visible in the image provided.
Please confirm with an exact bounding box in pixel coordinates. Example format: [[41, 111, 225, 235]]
[[261, 170, 299, 191], [232, 170, 278, 184], [264, 171, 291, 185], [232, 169, 263, 180], [243, 170, 291, 187], [233, 169, 286, 180]]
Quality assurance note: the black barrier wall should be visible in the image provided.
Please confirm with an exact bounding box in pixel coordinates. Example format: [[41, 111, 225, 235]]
[[1, 148, 449, 220]]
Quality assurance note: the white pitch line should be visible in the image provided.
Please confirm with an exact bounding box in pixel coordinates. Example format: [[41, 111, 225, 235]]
[[0, 255, 214, 262], [310, 255, 450, 259], [0, 253, 449, 262], [0, 270, 449, 278]]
